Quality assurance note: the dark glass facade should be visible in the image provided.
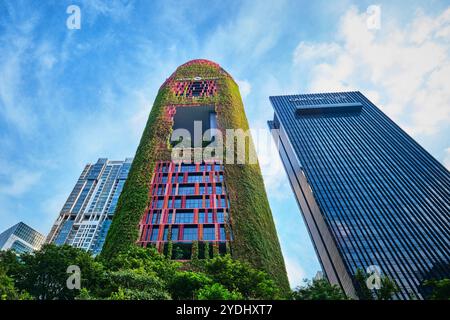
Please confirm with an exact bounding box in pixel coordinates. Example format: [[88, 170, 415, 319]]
[[268, 91, 450, 299], [0, 222, 45, 254]]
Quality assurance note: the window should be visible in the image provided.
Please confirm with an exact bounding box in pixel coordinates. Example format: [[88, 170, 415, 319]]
[[154, 199, 164, 208], [198, 212, 205, 223], [171, 227, 179, 240], [187, 175, 203, 183], [181, 165, 196, 172], [204, 186, 213, 194], [219, 226, 226, 240], [174, 199, 182, 209], [178, 186, 195, 195], [203, 226, 215, 240], [219, 198, 226, 208], [163, 227, 169, 240], [185, 198, 203, 208], [217, 212, 225, 223], [205, 197, 212, 208], [172, 80, 217, 98], [175, 212, 194, 223], [157, 186, 166, 195], [183, 227, 198, 241], [150, 227, 159, 241], [171, 175, 184, 183], [151, 212, 160, 224]]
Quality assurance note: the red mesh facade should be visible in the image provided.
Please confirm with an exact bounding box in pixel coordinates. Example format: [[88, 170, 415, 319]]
[[170, 80, 218, 98], [138, 161, 231, 256]]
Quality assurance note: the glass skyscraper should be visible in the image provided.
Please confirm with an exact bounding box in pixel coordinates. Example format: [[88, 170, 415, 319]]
[[268, 91, 450, 299], [46, 158, 132, 255], [0, 222, 45, 254]]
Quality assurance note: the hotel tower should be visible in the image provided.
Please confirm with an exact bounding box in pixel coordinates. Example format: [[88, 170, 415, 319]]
[[102, 60, 289, 291]]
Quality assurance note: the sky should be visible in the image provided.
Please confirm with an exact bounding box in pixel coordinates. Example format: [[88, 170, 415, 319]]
[[0, 0, 449, 288]]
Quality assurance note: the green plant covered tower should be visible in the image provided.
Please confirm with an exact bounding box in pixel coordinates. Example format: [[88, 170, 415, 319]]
[[101, 59, 289, 291]]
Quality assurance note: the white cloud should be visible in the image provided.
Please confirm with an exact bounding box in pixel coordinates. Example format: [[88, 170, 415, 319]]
[[0, 169, 42, 197], [203, 0, 288, 63], [236, 79, 251, 99], [293, 6, 450, 137], [284, 255, 307, 288], [293, 42, 341, 65], [255, 129, 290, 200]]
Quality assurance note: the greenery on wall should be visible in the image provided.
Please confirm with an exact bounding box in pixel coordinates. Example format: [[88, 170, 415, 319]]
[[100, 60, 289, 294]]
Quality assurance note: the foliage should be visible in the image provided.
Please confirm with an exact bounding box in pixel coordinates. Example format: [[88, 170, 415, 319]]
[[212, 243, 219, 258], [204, 242, 210, 260], [422, 279, 450, 300], [191, 241, 199, 261], [105, 269, 171, 300], [201, 254, 280, 299], [0, 245, 104, 300], [169, 271, 212, 300], [354, 268, 399, 300], [197, 283, 243, 300], [0, 268, 32, 300], [24, 245, 101, 299], [292, 279, 347, 300], [166, 241, 173, 260], [418, 261, 450, 299], [104, 246, 178, 274], [1, 244, 289, 300]]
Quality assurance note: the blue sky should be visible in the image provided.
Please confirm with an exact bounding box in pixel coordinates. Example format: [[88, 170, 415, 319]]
[[1, 0, 449, 288]]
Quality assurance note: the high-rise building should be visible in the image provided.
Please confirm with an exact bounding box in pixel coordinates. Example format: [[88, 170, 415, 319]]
[[102, 59, 289, 291], [46, 158, 132, 255], [0, 222, 45, 254], [268, 91, 450, 299]]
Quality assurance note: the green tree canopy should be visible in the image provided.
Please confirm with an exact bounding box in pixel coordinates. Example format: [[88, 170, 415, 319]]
[[423, 279, 450, 300], [292, 279, 347, 300], [354, 268, 399, 300]]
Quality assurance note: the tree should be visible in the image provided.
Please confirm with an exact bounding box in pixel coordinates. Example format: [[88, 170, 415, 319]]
[[292, 279, 347, 300], [353, 268, 399, 300], [168, 271, 212, 300], [103, 245, 179, 284], [2, 243, 288, 301], [423, 279, 450, 300], [14, 244, 103, 300], [202, 254, 280, 299], [197, 283, 242, 300], [0, 250, 23, 274], [105, 269, 170, 300], [0, 268, 32, 300]]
